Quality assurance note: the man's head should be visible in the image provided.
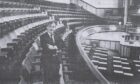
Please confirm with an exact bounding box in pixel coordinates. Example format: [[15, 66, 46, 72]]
[[47, 26, 53, 33], [47, 23, 55, 33]]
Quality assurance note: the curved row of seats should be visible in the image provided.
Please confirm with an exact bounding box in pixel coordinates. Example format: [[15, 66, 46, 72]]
[[133, 60, 140, 74], [0, 22, 51, 79], [29, 0, 79, 10], [82, 41, 140, 83], [0, 1, 34, 8], [47, 9, 92, 16], [0, 13, 49, 37], [0, 8, 41, 17], [41, 6, 86, 13], [85, 46, 134, 77], [1, 0, 98, 36]]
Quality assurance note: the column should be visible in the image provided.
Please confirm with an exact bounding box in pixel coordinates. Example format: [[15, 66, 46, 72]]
[[124, 0, 128, 25]]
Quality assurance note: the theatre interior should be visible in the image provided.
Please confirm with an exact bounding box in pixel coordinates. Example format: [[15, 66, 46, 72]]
[[0, 0, 140, 84]]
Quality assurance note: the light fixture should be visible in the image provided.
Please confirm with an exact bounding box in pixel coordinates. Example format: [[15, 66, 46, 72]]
[[137, 28, 140, 33], [138, 9, 140, 13], [109, 25, 117, 31]]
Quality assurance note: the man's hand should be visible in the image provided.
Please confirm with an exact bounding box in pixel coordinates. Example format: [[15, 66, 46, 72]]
[[47, 44, 58, 50]]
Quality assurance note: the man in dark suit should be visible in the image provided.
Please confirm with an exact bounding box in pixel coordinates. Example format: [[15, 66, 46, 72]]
[[40, 22, 62, 84]]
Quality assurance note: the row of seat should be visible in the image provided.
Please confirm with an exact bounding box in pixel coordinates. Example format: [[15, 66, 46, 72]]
[[53, 14, 96, 19], [0, 23, 47, 62], [112, 56, 134, 77], [92, 48, 134, 77], [0, 0, 98, 38], [133, 60, 140, 73], [41, 6, 85, 13], [0, 5, 98, 48], [0, 15, 48, 37], [91, 48, 108, 72], [82, 43, 135, 78], [29, 0, 78, 10], [0, 22, 48, 79], [47, 9, 93, 16], [82, 43, 109, 72], [0, 0, 85, 13], [0, 1, 34, 8], [0, 8, 41, 18]]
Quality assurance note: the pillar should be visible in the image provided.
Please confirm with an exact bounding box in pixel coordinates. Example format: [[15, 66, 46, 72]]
[[124, 0, 128, 25]]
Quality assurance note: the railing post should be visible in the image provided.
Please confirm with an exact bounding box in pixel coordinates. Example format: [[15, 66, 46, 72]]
[[124, 0, 128, 25]]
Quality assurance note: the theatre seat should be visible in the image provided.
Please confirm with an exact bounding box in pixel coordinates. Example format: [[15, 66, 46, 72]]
[[0, 51, 8, 63], [1, 47, 15, 59], [133, 60, 140, 73]]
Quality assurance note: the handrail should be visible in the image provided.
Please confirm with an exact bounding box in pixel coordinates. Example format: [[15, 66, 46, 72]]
[[76, 26, 110, 84], [77, 0, 97, 15], [0, 13, 48, 23], [80, 0, 97, 9]]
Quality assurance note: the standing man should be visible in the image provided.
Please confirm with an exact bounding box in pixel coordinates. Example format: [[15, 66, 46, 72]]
[[40, 22, 60, 84]]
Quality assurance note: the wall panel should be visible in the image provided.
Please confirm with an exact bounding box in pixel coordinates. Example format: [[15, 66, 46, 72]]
[[99, 40, 120, 51]]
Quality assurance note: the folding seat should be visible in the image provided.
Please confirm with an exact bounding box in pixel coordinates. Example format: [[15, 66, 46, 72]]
[[0, 50, 9, 63], [98, 66, 107, 70], [96, 47, 108, 51], [122, 61, 130, 66], [7, 41, 21, 55], [94, 49, 108, 54], [113, 60, 122, 69], [19, 35, 28, 44], [120, 57, 128, 61], [84, 50, 90, 54], [84, 46, 92, 51], [0, 22, 8, 36], [98, 61, 107, 67], [113, 56, 121, 60], [92, 56, 100, 61], [113, 59, 121, 63], [97, 66, 107, 76], [17, 35, 26, 47], [15, 19, 22, 28], [0, 23, 3, 37], [133, 60, 140, 63], [133, 60, 140, 70], [121, 60, 129, 65], [97, 54, 107, 58], [7, 42, 17, 51], [1, 47, 15, 60], [123, 66, 132, 73], [113, 65, 123, 77], [135, 64, 140, 73], [94, 53, 108, 58], [123, 68, 134, 77], [12, 38, 22, 49], [5, 21, 13, 33], [23, 31, 32, 40], [99, 58, 108, 63], [91, 59, 99, 66]]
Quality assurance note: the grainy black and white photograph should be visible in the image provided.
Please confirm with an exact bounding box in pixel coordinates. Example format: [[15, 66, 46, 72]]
[[0, 0, 140, 84]]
